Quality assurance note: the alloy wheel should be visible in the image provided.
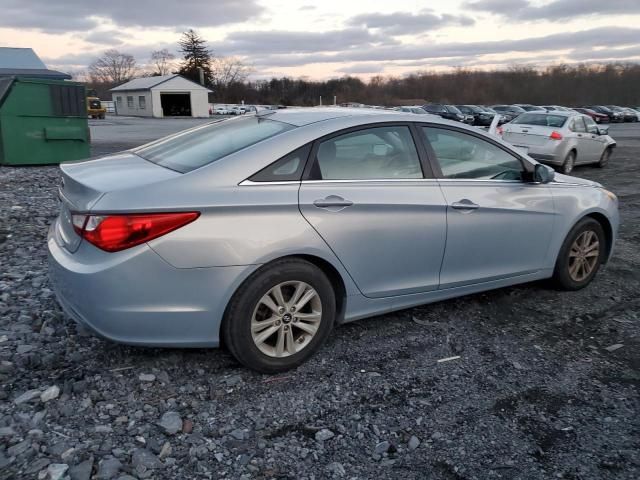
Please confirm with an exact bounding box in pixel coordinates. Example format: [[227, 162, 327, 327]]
[[251, 281, 322, 358], [568, 230, 600, 282]]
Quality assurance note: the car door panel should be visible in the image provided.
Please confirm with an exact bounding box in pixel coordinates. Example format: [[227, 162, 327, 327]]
[[583, 117, 607, 162], [437, 181, 554, 288], [418, 125, 556, 289], [298, 124, 447, 299], [299, 181, 447, 297]]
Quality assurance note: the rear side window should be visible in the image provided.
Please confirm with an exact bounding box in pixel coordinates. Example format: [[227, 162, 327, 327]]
[[309, 126, 423, 180], [512, 113, 567, 127], [423, 127, 523, 180], [135, 117, 294, 173], [250, 144, 311, 182]]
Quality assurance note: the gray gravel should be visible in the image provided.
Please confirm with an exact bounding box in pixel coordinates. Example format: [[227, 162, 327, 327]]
[[0, 123, 639, 479]]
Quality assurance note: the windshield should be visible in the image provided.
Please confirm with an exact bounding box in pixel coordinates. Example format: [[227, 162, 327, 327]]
[[446, 105, 462, 114], [135, 117, 294, 173], [512, 113, 567, 127]]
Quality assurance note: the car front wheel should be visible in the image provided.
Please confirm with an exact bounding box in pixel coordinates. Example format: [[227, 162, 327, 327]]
[[552, 218, 605, 290], [222, 259, 336, 373], [597, 147, 612, 168]]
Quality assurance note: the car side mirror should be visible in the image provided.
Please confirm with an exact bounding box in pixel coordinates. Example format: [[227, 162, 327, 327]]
[[597, 126, 609, 136], [534, 163, 555, 183]]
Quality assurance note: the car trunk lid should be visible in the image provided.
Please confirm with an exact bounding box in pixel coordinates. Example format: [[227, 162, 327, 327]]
[[55, 152, 181, 253], [502, 125, 556, 147]]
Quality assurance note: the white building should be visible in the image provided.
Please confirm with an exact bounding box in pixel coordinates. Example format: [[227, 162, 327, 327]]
[[110, 74, 212, 118]]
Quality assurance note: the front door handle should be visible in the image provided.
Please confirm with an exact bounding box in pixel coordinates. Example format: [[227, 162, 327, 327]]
[[313, 195, 354, 209], [451, 199, 479, 211]]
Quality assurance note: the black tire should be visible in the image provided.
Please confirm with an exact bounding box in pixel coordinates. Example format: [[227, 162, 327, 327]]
[[597, 147, 612, 168], [560, 150, 576, 174], [552, 218, 605, 291], [222, 259, 336, 373]]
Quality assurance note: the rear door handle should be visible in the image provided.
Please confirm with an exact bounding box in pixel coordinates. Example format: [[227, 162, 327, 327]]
[[451, 200, 479, 211], [313, 195, 354, 209]]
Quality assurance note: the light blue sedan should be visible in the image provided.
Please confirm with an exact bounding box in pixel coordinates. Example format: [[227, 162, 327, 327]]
[[48, 108, 619, 372]]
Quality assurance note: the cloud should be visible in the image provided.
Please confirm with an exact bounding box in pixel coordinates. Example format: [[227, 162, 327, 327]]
[[347, 10, 475, 35], [0, 0, 264, 32], [339, 64, 386, 74], [211, 28, 392, 56], [232, 26, 640, 68], [467, 0, 640, 21], [82, 30, 131, 46]]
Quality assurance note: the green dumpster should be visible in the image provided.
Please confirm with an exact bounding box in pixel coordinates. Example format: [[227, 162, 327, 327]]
[[0, 77, 90, 165]]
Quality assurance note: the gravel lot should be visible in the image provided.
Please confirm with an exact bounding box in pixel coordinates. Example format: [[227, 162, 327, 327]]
[[0, 120, 638, 480]]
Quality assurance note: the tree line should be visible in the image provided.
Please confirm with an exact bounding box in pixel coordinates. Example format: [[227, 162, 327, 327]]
[[84, 29, 640, 106]]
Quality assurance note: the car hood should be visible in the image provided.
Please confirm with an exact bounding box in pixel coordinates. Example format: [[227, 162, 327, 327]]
[[552, 173, 602, 188]]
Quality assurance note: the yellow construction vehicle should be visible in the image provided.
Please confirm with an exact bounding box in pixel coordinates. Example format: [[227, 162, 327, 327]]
[[87, 95, 106, 119]]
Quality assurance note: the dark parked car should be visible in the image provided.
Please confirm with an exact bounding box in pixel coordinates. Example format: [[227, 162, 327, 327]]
[[422, 104, 469, 123], [605, 106, 637, 122], [456, 105, 496, 126], [586, 106, 624, 123], [573, 108, 610, 124], [490, 105, 526, 123]]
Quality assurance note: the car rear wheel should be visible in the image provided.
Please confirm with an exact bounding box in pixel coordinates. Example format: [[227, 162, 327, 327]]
[[552, 218, 605, 290], [561, 151, 576, 174], [597, 147, 612, 168], [222, 259, 336, 373]]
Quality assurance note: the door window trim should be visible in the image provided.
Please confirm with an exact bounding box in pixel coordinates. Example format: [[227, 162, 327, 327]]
[[302, 122, 434, 181], [413, 122, 535, 181]]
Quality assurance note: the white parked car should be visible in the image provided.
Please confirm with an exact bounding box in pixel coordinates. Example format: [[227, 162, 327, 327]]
[[500, 111, 616, 174], [213, 107, 230, 115]]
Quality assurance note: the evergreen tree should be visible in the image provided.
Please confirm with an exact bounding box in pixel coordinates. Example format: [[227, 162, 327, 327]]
[[178, 29, 213, 86]]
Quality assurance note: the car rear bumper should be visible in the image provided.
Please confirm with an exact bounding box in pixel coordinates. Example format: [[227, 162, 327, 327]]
[[47, 224, 254, 348]]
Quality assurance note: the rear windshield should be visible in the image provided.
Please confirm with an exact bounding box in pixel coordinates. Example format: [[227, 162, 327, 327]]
[[134, 117, 294, 173], [511, 113, 567, 128]]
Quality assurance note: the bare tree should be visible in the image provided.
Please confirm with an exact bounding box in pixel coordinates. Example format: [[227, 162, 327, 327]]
[[150, 49, 176, 76], [211, 56, 252, 89], [88, 49, 137, 84]]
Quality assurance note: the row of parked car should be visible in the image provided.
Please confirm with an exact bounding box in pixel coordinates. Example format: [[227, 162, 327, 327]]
[[394, 103, 640, 126], [211, 105, 261, 116], [394, 103, 622, 175]]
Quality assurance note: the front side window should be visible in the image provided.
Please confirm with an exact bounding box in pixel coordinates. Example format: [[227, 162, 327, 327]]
[[127, 96, 134, 108], [135, 117, 295, 173], [139, 96, 146, 109], [584, 116, 599, 134], [569, 117, 586, 133], [422, 127, 523, 180], [310, 126, 423, 180]]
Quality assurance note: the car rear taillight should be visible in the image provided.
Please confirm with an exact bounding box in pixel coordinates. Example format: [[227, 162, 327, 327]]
[[549, 131, 563, 140], [72, 212, 199, 252]]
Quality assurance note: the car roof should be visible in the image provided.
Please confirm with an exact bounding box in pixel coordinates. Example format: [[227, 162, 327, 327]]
[[520, 111, 577, 117], [262, 106, 422, 127]]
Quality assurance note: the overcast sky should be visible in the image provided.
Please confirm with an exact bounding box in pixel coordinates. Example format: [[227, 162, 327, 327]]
[[2, 0, 640, 80]]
